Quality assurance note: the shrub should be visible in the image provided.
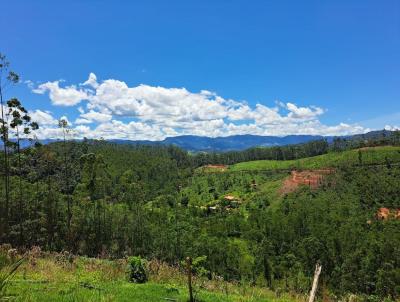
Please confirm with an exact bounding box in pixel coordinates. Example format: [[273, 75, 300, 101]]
[[127, 256, 147, 283]]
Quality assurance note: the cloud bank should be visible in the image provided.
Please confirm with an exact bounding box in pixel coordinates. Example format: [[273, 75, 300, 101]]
[[30, 73, 368, 140]]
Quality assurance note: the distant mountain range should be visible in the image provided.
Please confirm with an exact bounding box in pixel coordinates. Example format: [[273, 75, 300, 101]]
[[109, 134, 333, 152], [11, 130, 396, 152], [109, 130, 395, 151]]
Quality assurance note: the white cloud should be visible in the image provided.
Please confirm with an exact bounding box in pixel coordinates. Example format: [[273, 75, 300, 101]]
[[33, 81, 89, 106], [29, 73, 369, 140], [59, 115, 72, 126], [74, 125, 91, 135], [75, 118, 92, 124], [81, 72, 99, 88], [29, 110, 58, 126], [384, 125, 399, 131], [286, 102, 324, 120], [79, 110, 112, 123]]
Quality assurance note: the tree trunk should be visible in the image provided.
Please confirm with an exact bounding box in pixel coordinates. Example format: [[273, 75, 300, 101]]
[[308, 263, 322, 302], [186, 257, 194, 302], [0, 86, 10, 236], [16, 127, 24, 246]]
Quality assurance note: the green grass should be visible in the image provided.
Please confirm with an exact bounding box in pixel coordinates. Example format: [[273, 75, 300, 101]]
[[8, 281, 296, 302], [5, 257, 297, 302], [229, 146, 400, 171], [9, 281, 226, 302], [257, 177, 286, 208]]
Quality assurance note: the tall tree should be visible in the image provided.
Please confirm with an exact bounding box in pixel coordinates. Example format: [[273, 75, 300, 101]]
[[7, 98, 38, 245], [58, 118, 73, 248], [0, 53, 19, 237]]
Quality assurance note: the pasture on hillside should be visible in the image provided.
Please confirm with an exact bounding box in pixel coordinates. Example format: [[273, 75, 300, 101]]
[[229, 146, 400, 171]]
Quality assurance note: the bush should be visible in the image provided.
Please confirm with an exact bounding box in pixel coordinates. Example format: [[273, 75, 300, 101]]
[[127, 256, 148, 283]]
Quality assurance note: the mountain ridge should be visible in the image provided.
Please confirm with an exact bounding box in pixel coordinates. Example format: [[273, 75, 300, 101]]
[[107, 130, 396, 151], [12, 130, 396, 152]]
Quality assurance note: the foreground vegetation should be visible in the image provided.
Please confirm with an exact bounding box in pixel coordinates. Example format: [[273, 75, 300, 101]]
[[2, 251, 297, 302]]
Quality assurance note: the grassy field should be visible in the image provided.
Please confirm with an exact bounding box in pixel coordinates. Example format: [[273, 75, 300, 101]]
[[229, 146, 400, 171], [3, 256, 298, 302]]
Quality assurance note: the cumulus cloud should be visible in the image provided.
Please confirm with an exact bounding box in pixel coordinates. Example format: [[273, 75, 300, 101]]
[[75, 118, 92, 124], [384, 125, 399, 131], [33, 81, 89, 106], [81, 72, 99, 88], [79, 110, 112, 123], [29, 110, 58, 126], [59, 115, 72, 126], [28, 73, 369, 140], [286, 102, 324, 120]]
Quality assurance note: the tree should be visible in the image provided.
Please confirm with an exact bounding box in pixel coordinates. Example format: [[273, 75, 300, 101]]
[[0, 53, 19, 236], [7, 97, 38, 245], [77, 153, 111, 254], [58, 118, 73, 248]]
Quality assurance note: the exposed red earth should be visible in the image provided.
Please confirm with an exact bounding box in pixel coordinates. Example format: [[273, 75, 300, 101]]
[[280, 169, 334, 195], [376, 207, 400, 220], [224, 195, 237, 201], [201, 164, 228, 172]]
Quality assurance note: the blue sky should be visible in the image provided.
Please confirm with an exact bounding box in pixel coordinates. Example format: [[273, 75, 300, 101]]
[[2, 0, 399, 140]]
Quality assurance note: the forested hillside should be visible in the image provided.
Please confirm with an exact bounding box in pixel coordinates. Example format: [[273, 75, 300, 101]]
[[1, 135, 400, 300]]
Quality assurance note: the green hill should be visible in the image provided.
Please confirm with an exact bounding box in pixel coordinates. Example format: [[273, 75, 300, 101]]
[[229, 146, 400, 171]]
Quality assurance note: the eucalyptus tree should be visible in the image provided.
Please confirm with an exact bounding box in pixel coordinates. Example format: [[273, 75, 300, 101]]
[[7, 97, 38, 244], [58, 118, 73, 246], [0, 53, 19, 234]]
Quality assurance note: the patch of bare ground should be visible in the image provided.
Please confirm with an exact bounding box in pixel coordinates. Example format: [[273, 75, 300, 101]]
[[201, 164, 228, 172], [280, 169, 334, 195], [357, 145, 394, 151], [375, 207, 400, 220]]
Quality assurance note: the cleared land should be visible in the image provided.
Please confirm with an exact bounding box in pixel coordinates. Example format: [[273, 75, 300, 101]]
[[191, 146, 400, 208]]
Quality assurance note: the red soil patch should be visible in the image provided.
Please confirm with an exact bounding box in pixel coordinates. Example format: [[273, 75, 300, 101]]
[[202, 164, 228, 172], [223, 195, 241, 204], [224, 195, 237, 201], [376, 207, 400, 220], [280, 169, 334, 195], [376, 207, 390, 219]]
